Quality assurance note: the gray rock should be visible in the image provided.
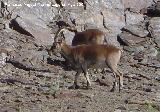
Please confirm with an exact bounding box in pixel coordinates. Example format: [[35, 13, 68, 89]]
[[63, 30, 75, 45], [0, 23, 5, 30], [10, 16, 53, 46], [74, 11, 104, 30], [123, 0, 154, 12], [145, 47, 158, 57], [123, 24, 149, 37], [3, 0, 56, 23], [105, 34, 120, 47], [85, 0, 124, 11], [118, 31, 145, 46], [148, 17, 160, 48], [125, 11, 144, 25], [0, 52, 7, 68], [101, 10, 125, 35], [155, 1, 160, 13], [154, 37, 160, 48]]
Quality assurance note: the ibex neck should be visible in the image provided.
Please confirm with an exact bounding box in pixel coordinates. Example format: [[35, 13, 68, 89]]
[[61, 43, 72, 57]]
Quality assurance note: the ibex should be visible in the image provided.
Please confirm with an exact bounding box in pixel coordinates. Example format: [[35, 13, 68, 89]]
[[52, 26, 107, 72], [54, 26, 105, 46], [48, 39, 123, 92]]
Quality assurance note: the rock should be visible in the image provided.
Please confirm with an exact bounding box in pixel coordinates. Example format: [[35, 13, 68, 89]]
[[123, 0, 154, 12], [145, 47, 158, 57], [133, 52, 144, 62], [154, 38, 160, 48], [0, 52, 7, 68], [148, 17, 160, 38], [10, 16, 53, 46], [124, 45, 145, 53], [86, 0, 124, 10], [74, 11, 104, 30], [134, 46, 145, 53], [101, 10, 125, 35], [38, 84, 50, 93], [0, 23, 5, 30], [114, 109, 121, 112], [105, 34, 120, 47], [155, 77, 160, 81], [123, 24, 149, 37], [140, 57, 160, 68], [147, 1, 160, 16], [3, 0, 56, 23], [118, 31, 146, 46], [125, 11, 144, 25], [63, 30, 75, 45], [155, 1, 160, 13], [0, 106, 17, 112], [148, 17, 160, 48]]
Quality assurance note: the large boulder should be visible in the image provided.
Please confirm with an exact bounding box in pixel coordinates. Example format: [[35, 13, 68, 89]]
[[101, 9, 125, 35], [118, 31, 146, 46], [10, 16, 53, 46], [2, 0, 57, 45]]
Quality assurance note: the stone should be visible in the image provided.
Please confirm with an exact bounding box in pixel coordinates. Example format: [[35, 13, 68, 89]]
[[148, 17, 160, 48], [154, 37, 160, 48], [118, 31, 146, 46], [0, 52, 7, 68], [105, 34, 120, 47], [74, 11, 104, 30], [3, 0, 56, 23], [145, 47, 158, 57], [114, 109, 121, 112], [62, 30, 75, 45], [0, 23, 5, 30], [125, 11, 144, 25], [123, 0, 154, 12], [101, 9, 125, 35], [10, 16, 53, 46], [123, 24, 149, 37]]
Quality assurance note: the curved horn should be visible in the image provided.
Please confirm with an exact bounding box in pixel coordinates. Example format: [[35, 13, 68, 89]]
[[54, 26, 78, 42], [54, 26, 66, 42]]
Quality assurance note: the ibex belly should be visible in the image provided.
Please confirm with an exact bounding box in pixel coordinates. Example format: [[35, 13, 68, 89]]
[[88, 59, 107, 69]]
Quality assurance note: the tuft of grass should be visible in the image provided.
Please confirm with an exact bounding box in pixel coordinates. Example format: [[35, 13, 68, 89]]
[[49, 74, 61, 98], [144, 101, 159, 112]]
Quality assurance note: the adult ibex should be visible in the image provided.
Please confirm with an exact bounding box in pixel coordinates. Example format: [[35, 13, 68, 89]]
[[48, 39, 123, 92]]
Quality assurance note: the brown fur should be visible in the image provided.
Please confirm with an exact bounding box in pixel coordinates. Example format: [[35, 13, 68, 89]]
[[54, 27, 105, 46], [49, 40, 123, 92], [72, 29, 105, 46]]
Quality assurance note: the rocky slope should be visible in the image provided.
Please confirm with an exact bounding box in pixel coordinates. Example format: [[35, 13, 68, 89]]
[[0, 0, 160, 112]]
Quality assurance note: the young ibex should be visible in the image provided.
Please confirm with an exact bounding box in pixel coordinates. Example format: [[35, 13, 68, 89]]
[[48, 39, 123, 92], [54, 26, 105, 46]]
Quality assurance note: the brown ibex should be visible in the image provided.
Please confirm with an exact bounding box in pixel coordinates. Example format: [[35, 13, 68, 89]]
[[48, 39, 123, 92], [50, 26, 107, 72], [54, 26, 106, 46]]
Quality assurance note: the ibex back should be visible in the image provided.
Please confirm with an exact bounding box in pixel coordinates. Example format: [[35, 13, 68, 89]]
[[54, 26, 105, 46]]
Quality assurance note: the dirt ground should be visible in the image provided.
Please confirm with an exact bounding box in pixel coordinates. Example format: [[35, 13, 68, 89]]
[[0, 30, 160, 112]]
